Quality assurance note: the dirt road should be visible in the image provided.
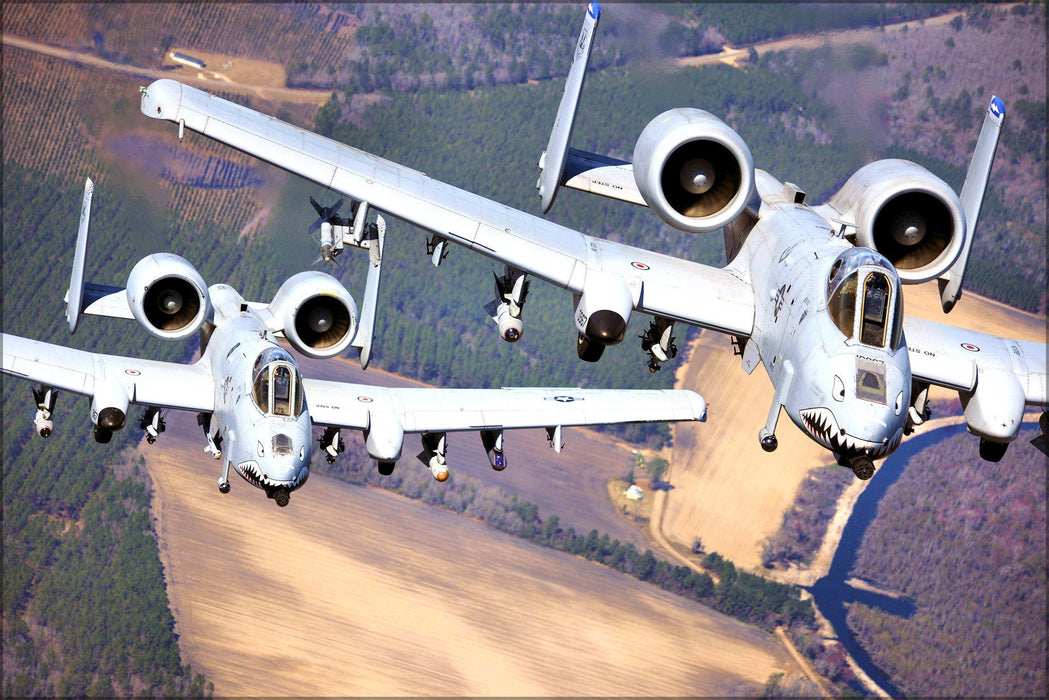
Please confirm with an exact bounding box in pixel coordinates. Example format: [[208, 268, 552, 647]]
[[1, 34, 332, 105], [676, 7, 974, 68]]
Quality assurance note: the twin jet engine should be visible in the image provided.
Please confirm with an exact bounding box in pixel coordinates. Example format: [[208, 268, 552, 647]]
[[126, 253, 358, 358], [628, 108, 966, 285]]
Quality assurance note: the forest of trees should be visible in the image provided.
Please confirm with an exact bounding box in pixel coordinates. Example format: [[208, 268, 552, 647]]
[[846, 427, 1046, 697], [315, 4, 961, 96], [682, 3, 962, 46], [2, 163, 217, 696], [761, 465, 855, 569]]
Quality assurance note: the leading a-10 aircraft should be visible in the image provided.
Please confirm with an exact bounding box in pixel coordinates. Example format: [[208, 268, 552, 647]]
[[140, 2, 1047, 478], [2, 179, 706, 507]]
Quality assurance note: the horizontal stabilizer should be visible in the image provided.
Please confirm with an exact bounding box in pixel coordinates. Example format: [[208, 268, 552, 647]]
[[82, 284, 134, 319], [562, 148, 644, 206]]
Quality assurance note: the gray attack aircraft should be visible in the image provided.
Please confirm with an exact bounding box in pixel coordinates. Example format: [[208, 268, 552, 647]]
[[2, 179, 706, 507], [139, 2, 1046, 479]]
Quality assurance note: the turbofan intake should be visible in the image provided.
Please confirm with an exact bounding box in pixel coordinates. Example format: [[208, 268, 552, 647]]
[[825, 159, 966, 284], [632, 108, 755, 233], [268, 271, 358, 359], [126, 253, 211, 340]]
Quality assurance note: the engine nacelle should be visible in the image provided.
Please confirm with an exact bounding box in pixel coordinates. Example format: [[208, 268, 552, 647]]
[[633, 108, 755, 233], [268, 271, 358, 359], [127, 254, 211, 340], [827, 160, 966, 284]]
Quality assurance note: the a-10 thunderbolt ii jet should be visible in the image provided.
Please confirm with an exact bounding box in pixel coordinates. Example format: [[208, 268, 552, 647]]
[[138, 2, 1046, 478], [2, 180, 706, 507]]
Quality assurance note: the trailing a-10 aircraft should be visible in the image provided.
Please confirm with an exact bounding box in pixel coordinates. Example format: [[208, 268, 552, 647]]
[[2, 179, 706, 507], [138, 2, 1046, 478]]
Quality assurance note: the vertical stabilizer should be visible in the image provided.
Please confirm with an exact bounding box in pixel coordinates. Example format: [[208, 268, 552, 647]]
[[938, 96, 1004, 313], [537, 2, 600, 213], [354, 215, 386, 370], [66, 178, 94, 333]]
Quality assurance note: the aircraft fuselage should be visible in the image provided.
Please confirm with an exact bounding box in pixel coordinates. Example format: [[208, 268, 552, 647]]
[[739, 171, 909, 468], [202, 285, 312, 502]]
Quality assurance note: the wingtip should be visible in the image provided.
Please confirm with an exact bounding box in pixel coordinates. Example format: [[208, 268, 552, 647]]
[[989, 95, 1005, 120], [588, 2, 600, 21], [684, 390, 707, 421]]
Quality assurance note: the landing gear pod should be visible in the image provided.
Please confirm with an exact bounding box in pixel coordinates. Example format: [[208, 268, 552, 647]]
[[91, 380, 129, 442], [573, 269, 634, 361]]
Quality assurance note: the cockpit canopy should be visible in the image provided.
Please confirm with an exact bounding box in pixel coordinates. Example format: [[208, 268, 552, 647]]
[[251, 347, 303, 417], [826, 248, 903, 350]]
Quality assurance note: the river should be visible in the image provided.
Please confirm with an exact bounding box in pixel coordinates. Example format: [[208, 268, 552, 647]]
[[806, 423, 969, 697]]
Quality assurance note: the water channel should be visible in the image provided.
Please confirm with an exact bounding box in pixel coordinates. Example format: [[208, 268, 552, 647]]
[[806, 422, 968, 697]]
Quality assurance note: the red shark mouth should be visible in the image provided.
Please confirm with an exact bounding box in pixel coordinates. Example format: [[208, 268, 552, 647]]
[[799, 407, 902, 459]]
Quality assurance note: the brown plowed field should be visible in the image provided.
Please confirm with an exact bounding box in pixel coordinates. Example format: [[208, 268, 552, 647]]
[[146, 406, 795, 696], [662, 283, 1046, 573]]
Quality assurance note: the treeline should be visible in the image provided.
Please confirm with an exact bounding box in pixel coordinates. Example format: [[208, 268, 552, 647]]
[[1, 162, 259, 697], [4, 464, 211, 698], [681, 3, 963, 46], [317, 433, 814, 633], [334, 3, 720, 96], [761, 465, 854, 569], [846, 428, 1046, 697], [314, 4, 962, 97], [338, 4, 603, 94]]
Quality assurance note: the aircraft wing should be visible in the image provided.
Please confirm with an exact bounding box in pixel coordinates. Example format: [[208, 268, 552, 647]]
[[140, 79, 755, 337], [904, 317, 1047, 405], [2, 333, 215, 412], [301, 377, 706, 432]]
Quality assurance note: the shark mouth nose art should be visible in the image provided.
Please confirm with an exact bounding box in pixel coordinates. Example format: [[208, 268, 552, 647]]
[[237, 460, 304, 489], [799, 407, 901, 459]]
